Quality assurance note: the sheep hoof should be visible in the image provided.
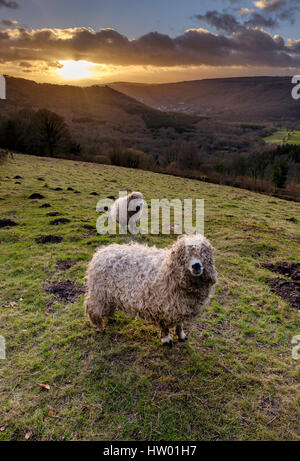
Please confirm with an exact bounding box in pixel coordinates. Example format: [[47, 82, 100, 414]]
[[178, 336, 188, 343], [162, 339, 173, 347]]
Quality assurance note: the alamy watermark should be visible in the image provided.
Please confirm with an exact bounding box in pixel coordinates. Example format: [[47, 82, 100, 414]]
[[291, 75, 300, 100], [96, 191, 204, 235], [291, 335, 300, 360], [0, 336, 6, 360], [0, 75, 6, 100]]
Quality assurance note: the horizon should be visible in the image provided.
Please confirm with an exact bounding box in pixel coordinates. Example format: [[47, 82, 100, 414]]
[[1, 0, 300, 85], [3, 73, 296, 88]]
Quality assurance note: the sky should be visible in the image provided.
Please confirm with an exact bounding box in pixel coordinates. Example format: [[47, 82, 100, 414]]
[[1, 0, 300, 84]]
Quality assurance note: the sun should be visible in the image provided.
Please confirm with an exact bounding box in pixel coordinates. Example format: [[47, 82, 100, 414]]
[[56, 60, 95, 80]]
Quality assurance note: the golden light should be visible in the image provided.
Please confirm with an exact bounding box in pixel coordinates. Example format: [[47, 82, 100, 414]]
[[56, 60, 95, 80]]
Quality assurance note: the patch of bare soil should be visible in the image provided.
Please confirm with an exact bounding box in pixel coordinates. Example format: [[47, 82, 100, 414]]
[[49, 218, 71, 225], [269, 279, 300, 309], [29, 193, 45, 199], [39, 203, 51, 208], [262, 262, 300, 309], [0, 219, 18, 228], [55, 258, 81, 270], [46, 212, 62, 217], [262, 262, 300, 281], [82, 224, 96, 231], [35, 235, 63, 244], [43, 279, 85, 303]]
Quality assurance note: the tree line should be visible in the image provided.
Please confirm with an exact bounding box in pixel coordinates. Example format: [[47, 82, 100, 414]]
[[0, 109, 299, 200]]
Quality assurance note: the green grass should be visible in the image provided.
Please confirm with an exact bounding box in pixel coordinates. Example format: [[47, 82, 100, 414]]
[[0, 154, 299, 441], [264, 129, 300, 145]]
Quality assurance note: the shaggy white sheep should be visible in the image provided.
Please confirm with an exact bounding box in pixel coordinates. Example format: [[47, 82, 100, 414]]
[[84, 234, 217, 346], [110, 191, 144, 233]]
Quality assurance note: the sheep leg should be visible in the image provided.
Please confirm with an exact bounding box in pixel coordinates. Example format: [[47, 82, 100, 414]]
[[160, 324, 173, 347], [87, 311, 105, 333], [84, 295, 105, 333], [176, 324, 188, 342]]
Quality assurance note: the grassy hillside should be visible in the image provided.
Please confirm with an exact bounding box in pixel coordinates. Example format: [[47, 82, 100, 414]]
[[264, 130, 300, 145], [111, 77, 300, 125], [0, 154, 299, 441]]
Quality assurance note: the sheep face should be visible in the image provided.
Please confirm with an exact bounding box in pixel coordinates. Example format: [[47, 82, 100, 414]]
[[127, 192, 144, 220], [169, 235, 217, 291]]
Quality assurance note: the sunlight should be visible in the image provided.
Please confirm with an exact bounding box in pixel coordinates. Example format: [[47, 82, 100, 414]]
[[56, 60, 95, 80]]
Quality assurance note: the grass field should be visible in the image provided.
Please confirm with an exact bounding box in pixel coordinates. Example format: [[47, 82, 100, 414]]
[[0, 154, 299, 441], [264, 130, 300, 145]]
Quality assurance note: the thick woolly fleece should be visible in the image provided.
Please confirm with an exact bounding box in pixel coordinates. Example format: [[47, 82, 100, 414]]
[[84, 234, 217, 339], [110, 191, 144, 231]]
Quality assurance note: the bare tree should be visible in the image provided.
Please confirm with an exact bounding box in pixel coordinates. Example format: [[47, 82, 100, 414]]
[[35, 110, 69, 157]]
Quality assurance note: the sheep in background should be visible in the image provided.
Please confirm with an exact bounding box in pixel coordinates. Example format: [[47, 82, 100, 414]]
[[84, 234, 217, 346], [110, 191, 144, 233]]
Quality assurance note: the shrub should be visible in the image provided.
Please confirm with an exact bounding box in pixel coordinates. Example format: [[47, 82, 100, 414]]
[[93, 155, 111, 165], [0, 149, 8, 164]]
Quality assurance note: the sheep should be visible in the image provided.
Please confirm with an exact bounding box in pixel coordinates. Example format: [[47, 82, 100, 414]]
[[110, 191, 144, 233], [84, 234, 217, 346]]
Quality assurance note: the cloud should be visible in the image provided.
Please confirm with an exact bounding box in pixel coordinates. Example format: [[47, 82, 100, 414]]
[[254, 0, 287, 11], [194, 10, 278, 33], [0, 25, 299, 70], [239, 8, 256, 15], [244, 12, 278, 27], [0, 0, 19, 9], [194, 11, 241, 34], [253, 0, 300, 25], [0, 19, 19, 27]]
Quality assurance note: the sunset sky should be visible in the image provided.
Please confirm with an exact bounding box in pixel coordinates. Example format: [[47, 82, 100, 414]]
[[1, 0, 300, 84]]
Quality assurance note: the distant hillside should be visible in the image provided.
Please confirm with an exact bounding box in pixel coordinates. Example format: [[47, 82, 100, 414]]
[[1, 76, 267, 159], [111, 77, 300, 125], [0, 76, 202, 156], [1, 76, 160, 124]]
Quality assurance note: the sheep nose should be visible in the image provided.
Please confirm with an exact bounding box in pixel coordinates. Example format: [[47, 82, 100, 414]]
[[192, 262, 203, 274]]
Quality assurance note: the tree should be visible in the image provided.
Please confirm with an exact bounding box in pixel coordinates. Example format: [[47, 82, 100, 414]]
[[178, 141, 201, 170], [272, 161, 289, 189], [249, 152, 269, 183], [35, 110, 70, 157]]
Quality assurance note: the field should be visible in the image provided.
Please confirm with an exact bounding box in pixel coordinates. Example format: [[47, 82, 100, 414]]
[[264, 130, 300, 145], [0, 154, 299, 441]]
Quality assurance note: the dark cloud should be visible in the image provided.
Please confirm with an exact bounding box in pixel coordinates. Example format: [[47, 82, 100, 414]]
[[0, 25, 299, 69], [194, 9, 279, 33], [244, 12, 278, 27], [0, 0, 19, 9], [254, 0, 300, 23], [194, 11, 241, 34], [0, 19, 18, 26]]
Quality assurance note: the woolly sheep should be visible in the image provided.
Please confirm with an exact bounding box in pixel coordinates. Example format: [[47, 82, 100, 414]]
[[84, 234, 217, 346], [110, 191, 144, 233]]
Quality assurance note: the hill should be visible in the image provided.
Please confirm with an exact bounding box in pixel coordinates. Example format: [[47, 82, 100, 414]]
[[0, 76, 203, 157], [111, 77, 300, 125], [0, 153, 299, 441], [1, 76, 272, 160]]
